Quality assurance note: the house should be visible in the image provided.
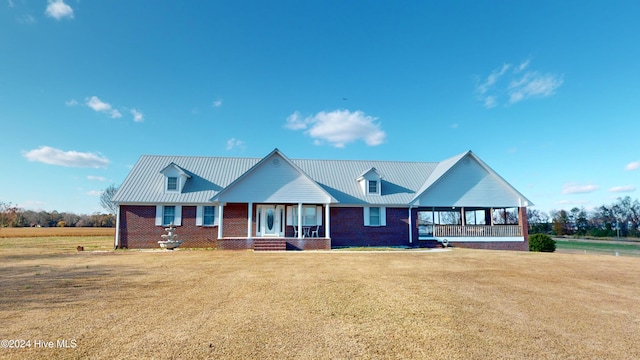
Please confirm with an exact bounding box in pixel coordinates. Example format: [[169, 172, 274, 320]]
[[112, 148, 532, 251]]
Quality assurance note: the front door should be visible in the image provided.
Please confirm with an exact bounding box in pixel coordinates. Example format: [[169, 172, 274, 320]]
[[258, 205, 284, 237]]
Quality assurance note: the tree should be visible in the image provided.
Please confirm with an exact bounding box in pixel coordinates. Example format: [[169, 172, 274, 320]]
[[527, 208, 551, 234], [100, 184, 119, 215], [0, 201, 20, 227], [551, 210, 569, 236]]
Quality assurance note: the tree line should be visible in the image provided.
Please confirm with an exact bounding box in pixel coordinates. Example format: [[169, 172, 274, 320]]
[[0, 185, 118, 228], [0, 203, 114, 228], [527, 196, 640, 237]]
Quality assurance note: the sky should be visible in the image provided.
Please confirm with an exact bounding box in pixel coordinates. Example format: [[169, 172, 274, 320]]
[[1, 0, 639, 215]]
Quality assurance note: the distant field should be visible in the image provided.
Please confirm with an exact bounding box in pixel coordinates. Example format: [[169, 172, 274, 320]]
[[0, 227, 114, 238], [0, 236, 638, 359], [556, 238, 640, 257]]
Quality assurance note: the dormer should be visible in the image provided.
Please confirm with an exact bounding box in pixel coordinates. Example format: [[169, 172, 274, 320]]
[[160, 163, 191, 193], [357, 167, 383, 196]]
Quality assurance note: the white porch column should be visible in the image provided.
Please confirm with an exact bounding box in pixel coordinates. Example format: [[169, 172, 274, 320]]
[[297, 202, 303, 239], [408, 206, 412, 244], [325, 203, 330, 239], [247, 202, 253, 239], [114, 205, 121, 249], [217, 203, 224, 239], [461, 207, 465, 226]]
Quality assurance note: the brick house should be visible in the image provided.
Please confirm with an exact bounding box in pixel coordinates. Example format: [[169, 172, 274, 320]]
[[112, 148, 532, 251]]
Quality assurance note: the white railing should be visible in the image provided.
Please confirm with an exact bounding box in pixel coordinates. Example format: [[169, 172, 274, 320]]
[[433, 225, 522, 237]]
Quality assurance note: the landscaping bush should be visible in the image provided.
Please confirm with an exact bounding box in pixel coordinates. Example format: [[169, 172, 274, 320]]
[[529, 233, 556, 252]]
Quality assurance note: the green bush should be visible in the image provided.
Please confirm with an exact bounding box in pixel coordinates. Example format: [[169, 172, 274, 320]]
[[529, 233, 556, 252]]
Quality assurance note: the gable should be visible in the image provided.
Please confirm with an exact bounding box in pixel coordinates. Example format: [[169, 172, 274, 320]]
[[412, 154, 528, 207], [214, 152, 334, 203]]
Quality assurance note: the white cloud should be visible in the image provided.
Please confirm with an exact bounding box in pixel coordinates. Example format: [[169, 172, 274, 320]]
[[226, 138, 245, 151], [65, 99, 78, 107], [508, 72, 563, 104], [562, 183, 600, 194], [555, 199, 589, 205], [86, 190, 103, 196], [131, 109, 144, 122], [87, 175, 107, 181], [86, 96, 112, 112], [515, 59, 530, 73], [625, 161, 640, 171], [477, 60, 563, 108], [45, 0, 74, 20], [285, 109, 386, 148], [609, 185, 636, 193], [23, 146, 109, 168], [86, 96, 122, 119], [213, 99, 223, 108], [477, 64, 511, 95]]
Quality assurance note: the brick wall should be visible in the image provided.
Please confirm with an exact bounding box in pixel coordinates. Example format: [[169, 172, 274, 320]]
[[118, 204, 528, 251], [118, 205, 217, 249], [447, 241, 528, 251], [330, 207, 412, 247]]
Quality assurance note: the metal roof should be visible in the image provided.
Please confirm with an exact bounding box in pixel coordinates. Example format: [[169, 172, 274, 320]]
[[112, 149, 531, 206], [112, 153, 438, 205]]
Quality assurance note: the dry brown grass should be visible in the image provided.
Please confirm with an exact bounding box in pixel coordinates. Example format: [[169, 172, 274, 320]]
[[0, 237, 639, 359], [0, 227, 114, 238]]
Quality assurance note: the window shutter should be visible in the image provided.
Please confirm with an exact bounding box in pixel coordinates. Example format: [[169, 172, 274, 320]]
[[174, 206, 182, 226], [286, 206, 293, 226], [316, 206, 322, 225], [196, 206, 203, 226], [155, 205, 163, 226], [363, 207, 370, 226], [213, 206, 218, 226], [380, 207, 386, 226]]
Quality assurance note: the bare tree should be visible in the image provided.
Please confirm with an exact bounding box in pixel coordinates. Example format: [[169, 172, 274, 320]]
[[100, 184, 119, 215]]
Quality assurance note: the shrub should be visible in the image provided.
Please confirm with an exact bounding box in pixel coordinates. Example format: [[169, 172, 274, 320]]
[[529, 233, 556, 252]]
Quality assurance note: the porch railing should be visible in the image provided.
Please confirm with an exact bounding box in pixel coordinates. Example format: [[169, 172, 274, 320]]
[[426, 225, 523, 237]]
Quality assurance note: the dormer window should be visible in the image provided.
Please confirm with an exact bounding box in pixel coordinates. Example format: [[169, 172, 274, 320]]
[[368, 180, 378, 194], [357, 167, 382, 196], [160, 163, 191, 194], [167, 177, 178, 191]]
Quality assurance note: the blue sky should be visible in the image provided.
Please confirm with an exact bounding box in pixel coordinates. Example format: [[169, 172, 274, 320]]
[[1, 1, 639, 215]]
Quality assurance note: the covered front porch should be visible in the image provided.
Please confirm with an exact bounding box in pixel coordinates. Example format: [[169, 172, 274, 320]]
[[417, 206, 527, 242], [217, 202, 331, 242]]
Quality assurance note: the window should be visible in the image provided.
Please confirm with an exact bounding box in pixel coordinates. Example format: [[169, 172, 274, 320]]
[[167, 177, 178, 191], [203, 206, 215, 226], [155, 205, 182, 226], [364, 207, 386, 226], [369, 207, 380, 226], [368, 180, 378, 194], [492, 207, 519, 225], [292, 206, 318, 226], [163, 206, 175, 225], [465, 209, 487, 225]]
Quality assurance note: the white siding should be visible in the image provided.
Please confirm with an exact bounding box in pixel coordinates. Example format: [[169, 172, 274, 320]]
[[218, 154, 332, 203], [414, 156, 523, 207]]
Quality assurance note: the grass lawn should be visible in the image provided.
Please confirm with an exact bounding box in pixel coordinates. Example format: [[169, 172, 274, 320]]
[[556, 239, 640, 257], [1, 236, 639, 359]]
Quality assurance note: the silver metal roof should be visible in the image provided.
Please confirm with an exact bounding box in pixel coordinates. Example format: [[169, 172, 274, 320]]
[[112, 153, 438, 205], [112, 149, 531, 206]]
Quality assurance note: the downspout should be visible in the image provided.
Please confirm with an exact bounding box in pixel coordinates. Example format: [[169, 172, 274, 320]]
[[114, 205, 120, 250]]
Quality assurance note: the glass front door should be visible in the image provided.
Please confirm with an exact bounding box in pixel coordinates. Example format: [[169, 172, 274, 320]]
[[258, 205, 284, 237]]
